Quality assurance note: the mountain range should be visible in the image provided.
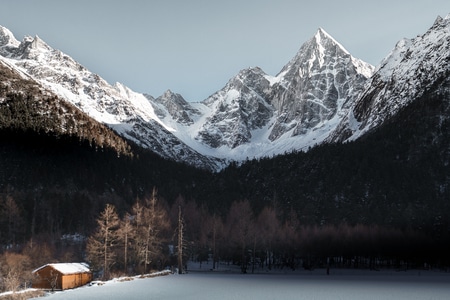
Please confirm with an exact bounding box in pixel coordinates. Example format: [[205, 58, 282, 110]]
[[1, 13, 450, 257], [0, 14, 449, 171]]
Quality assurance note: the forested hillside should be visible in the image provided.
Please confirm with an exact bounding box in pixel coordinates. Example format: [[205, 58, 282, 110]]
[[217, 77, 450, 237], [0, 62, 133, 156], [0, 61, 210, 265], [1, 60, 450, 292]]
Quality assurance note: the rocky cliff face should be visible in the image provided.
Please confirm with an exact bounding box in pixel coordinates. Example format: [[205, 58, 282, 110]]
[[195, 67, 274, 148], [267, 28, 374, 141], [152, 90, 201, 126], [0, 26, 224, 170], [329, 14, 450, 142], [2, 14, 448, 170], [0, 25, 377, 168], [189, 28, 373, 152], [0, 60, 133, 156]]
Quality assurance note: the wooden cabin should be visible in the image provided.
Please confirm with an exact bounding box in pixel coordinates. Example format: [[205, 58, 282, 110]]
[[32, 263, 92, 290]]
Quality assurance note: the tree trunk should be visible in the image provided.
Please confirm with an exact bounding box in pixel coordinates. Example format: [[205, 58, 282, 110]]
[[178, 206, 184, 274], [212, 217, 217, 270], [104, 228, 108, 279], [124, 230, 128, 273]]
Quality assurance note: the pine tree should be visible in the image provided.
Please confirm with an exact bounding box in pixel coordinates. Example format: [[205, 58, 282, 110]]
[[0, 195, 24, 246]]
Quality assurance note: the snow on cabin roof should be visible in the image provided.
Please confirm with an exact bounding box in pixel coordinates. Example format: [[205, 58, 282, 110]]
[[33, 263, 90, 275]]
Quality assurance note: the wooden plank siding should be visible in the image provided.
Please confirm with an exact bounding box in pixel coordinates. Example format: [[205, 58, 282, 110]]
[[32, 263, 92, 290], [61, 272, 92, 290]]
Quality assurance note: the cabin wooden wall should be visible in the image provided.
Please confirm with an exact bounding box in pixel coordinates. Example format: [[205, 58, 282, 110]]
[[61, 272, 92, 290], [32, 266, 62, 290], [32, 266, 92, 290]]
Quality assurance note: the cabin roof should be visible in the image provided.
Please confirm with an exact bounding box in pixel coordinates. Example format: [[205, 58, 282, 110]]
[[33, 263, 90, 275]]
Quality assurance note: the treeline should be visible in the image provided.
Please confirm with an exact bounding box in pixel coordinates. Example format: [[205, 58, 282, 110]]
[[85, 195, 443, 279], [1, 58, 450, 292], [0, 92, 133, 157], [209, 84, 450, 238], [86, 189, 170, 279], [0, 128, 208, 240], [0, 62, 133, 157], [0, 193, 444, 292]]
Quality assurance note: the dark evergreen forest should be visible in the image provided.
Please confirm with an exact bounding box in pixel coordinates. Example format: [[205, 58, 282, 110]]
[[1, 64, 450, 289]]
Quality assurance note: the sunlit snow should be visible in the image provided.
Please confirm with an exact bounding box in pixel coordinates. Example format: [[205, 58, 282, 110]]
[[2, 15, 449, 169], [34, 270, 450, 300], [329, 14, 450, 144]]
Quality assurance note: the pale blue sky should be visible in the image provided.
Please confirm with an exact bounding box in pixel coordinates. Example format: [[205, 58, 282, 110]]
[[0, 0, 448, 101]]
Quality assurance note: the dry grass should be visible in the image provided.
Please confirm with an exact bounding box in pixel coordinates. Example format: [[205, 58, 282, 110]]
[[139, 270, 171, 278], [0, 289, 45, 300]]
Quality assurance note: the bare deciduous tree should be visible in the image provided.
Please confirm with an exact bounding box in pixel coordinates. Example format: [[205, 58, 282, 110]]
[[206, 212, 224, 270], [0, 252, 31, 293], [256, 206, 281, 270], [132, 188, 170, 274], [48, 270, 58, 292], [118, 213, 134, 274], [226, 200, 254, 273], [177, 206, 185, 274], [86, 203, 120, 279]]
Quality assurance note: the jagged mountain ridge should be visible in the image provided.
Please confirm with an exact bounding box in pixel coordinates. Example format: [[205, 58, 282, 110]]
[[1, 14, 449, 170], [329, 14, 450, 142], [0, 24, 375, 169], [267, 28, 373, 141], [151, 90, 201, 126], [166, 28, 374, 161], [0, 59, 133, 156], [196, 66, 274, 149], [0, 27, 223, 170]]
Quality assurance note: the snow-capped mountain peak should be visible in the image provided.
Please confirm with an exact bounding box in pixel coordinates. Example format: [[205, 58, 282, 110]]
[[276, 27, 359, 81], [433, 13, 450, 27], [313, 27, 351, 57], [152, 89, 201, 126], [267, 28, 374, 142], [0, 23, 376, 169], [0, 28, 224, 170], [3, 14, 447, 171], [28, 35, 50, 51], [179, 28, 375, 160], [0, 26, 22, 59], [329, 13, 450, 142], [194, 66, 273, 149], [0, 25, 19, 49]]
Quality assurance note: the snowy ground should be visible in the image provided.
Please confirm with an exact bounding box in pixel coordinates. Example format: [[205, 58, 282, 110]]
[[31, 269, 450, 300]]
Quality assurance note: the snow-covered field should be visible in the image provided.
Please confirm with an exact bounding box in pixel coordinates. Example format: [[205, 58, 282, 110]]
[[33, 269, 450, 300]]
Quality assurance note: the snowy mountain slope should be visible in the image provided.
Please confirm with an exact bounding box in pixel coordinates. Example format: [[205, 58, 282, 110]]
[[1, 23, 374, 167], [329, 14, 450, 142], [0, 26, 224, 170], [0, 59, 133, 156], [195, 67, 274, 149], [182, 28, 374, 160], [152, 90, 201, 126], [3, 14, 448, 170], [268, 28, 374, 141]]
